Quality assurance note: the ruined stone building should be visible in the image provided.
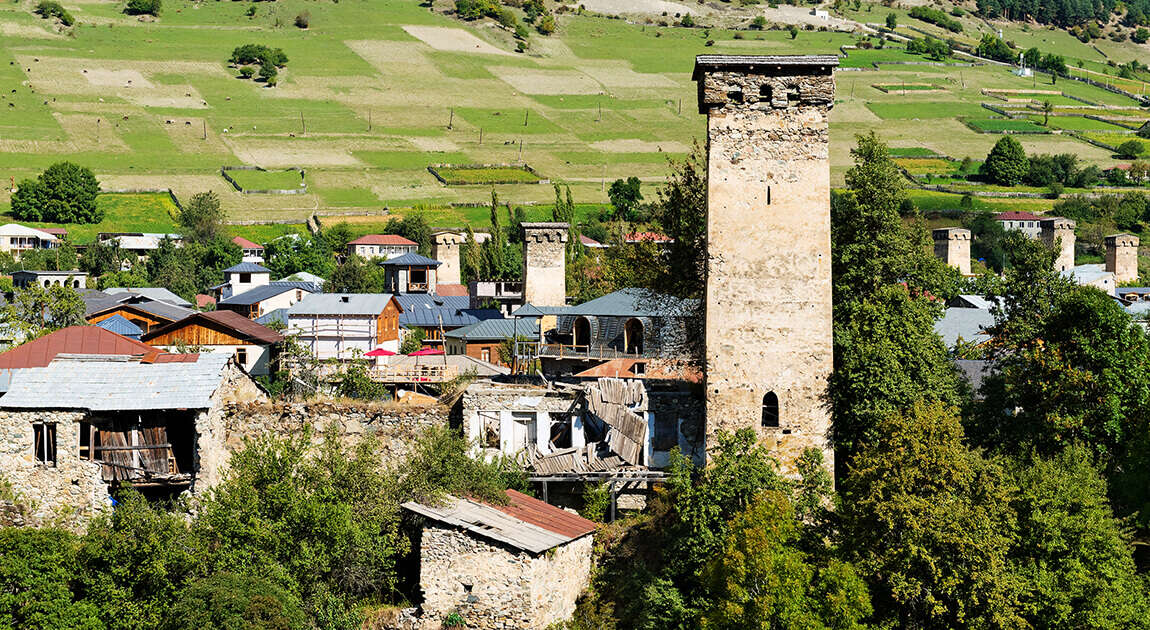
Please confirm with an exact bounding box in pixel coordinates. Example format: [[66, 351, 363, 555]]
[[402, 489, 596, 630], [693, 55, 838, 476]]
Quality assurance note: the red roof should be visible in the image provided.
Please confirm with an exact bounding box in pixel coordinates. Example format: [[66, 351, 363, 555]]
[[196, 294, 217, 308], [580, 234, 606, 247], [141, 310, 284, 345], [435, 283, 469, 297], [41, 228, 68, 237], [232, 236, 263, 250], [487, 490, 597, 539], [0, 326, 192, 370], [348, 234, 418, 246], [625, 231, 673, 243], [994, 211, 1044, 221]]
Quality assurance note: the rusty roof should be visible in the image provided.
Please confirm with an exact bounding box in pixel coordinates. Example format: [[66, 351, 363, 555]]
[[0, 326, 193, 370], [488, 490, 597, 540], [142, 310, 284, 345], [434, 283, 469, 297]]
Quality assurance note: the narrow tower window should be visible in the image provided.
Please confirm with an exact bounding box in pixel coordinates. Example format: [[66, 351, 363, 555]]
[[759, 84, 772, 102], [761, 392, 779, 428], [767, 186, 771, 205]]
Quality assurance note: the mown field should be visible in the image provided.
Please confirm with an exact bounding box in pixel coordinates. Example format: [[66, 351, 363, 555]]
[[0, 0, 1147, 238]]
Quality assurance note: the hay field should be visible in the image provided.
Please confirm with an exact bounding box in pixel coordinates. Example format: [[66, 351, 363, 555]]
[[0, 0, 1146, 236]]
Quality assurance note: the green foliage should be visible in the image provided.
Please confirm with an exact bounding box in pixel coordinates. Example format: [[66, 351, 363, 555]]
[[842, 400, 1023, 629], [607, 177, 643, 220], [681, 13, 696, 27], [124, 0, 161, 16], [178, 191, 226, 243], [981, 136, 1030, 185], [229, 44, 288, 68], [787, 23, 798, 38], [909, 5, 963, 31], [333, 361, 388, 400], [399, 327, 426, 354], [162, 574, 305, 630], [906, 35, 951, 60], [263, 233, 336, 280], [34, 0, 74, 26], [0, 528, 101, 629], [537, 13, 556, 35], [145, 235, 241, 301], [579, 482, 611, 522], [1, 283, 86, 339], [751, 15, 767, 29], [11, 162, 102, 224], [1118, 139, 1145, 159], [327, 255, 384, 293], [976, 32, 1016, 62], [964, 210, 1011, 271], [1024, 153, 1100, 188], [651, 146, 708, 300], [393, 424, 527, 506], [383, 210, 433, 256], [884, 12, 896, 28], [1134, 26, 1150, 43], [294, 10, 309, 29]]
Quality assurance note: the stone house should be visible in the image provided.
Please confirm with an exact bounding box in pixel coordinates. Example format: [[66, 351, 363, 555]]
[[402, 489, 596, 630], [0, 351, 266, 522], [544, 289, 699, 367]]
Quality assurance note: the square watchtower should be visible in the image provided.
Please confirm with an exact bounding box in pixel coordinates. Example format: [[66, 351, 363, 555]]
[[693, 55, 837, 476]]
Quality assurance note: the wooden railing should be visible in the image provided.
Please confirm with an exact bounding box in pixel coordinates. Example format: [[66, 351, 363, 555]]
[[407, 282, 429, 293], [369, 364, 458, 382], [516, 342, 643, 361]]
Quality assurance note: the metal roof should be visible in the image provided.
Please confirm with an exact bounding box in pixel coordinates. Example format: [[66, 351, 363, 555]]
[[279, 271, 326, 285], [563, 288, 698, 318], [693, 54, 839, 78], [444, 318, 538, 341], [104, 287, 193, 308], [380, 252, 441, 267], [0, 223, 58, 241], [94, 314, 144, 338], [0, 352, 233, 411], [86, 299, 195, 324], [934, 308, 994, 347], [142, 310, 284, 345], [348, 234, 418, 246], [223, 262, 273, 274], [394, 294, 502, 328], [232, 236, 263, 249], [288, 293, 397, 316], [218, 282, 317, 306], [0, 326, 162, 370], [402, 489, 595, 554], [255, 308, 289, 327]]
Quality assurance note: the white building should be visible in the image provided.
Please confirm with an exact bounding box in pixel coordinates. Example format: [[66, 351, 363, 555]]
[[0, 224, 58, 258], [346, 234, 418, 261], [286, 293, 403, 359]]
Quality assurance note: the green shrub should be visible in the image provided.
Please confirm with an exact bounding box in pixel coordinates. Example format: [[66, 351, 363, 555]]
[[0, 528, 100, 628], [34, 0, 74, 26], [11, 162, 101, 224], [161, 574, 305, 630], [537, 13, 556, 34], [230, 44, 288, 68], [294, 10, 309, 28], [680, 13, 694, 26], [1118, 139, 1145, 159], [124, 0, 161, 16], [908, 5, 962, 32], [1134, 27, 1149, 44], [239, 66, 255, 79]]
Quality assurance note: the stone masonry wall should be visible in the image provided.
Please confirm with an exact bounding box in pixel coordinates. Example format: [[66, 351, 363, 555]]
[[1105, 234, 1139, 284], [933, 228, 971, 276], [698, 62, 836, 478], [521, 223, 568, 308], [0, 410, 107, 525], [417, 524, 592, 630], [1041, 218, 1076, 272], [433, 232, 464, 286]]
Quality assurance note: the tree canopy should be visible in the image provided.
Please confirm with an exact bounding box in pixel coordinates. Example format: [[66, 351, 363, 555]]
[[10, 162, 101, 224]]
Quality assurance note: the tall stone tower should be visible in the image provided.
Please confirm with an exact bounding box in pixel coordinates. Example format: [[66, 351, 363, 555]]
[[693, 55, 837, 476], [432, 230, 465, 286], [932, 227, 971, 275], [1105, 233, 1140, 284], [520, 222, 568, 307], [1040, 218, 1076, 272]]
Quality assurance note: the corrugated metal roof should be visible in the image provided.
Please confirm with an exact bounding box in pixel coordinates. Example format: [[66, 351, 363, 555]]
[[94, 314, 143, 338], [934, 308, 994, 347], [219, 282, 317, 306], [255, 308, 289, 327], [434, 283, 469, 297], [402, 489, 594, 554], [444, 318, 538, 341], [288, 293, 396, 316], [380, 252, 441, 267], [394, 294, 501, 328], [87, 299, 195, 324], [0, 352, 232, 411], [142, 310, 284, 345], [0, 326, 158, 370], [223, 262, 272, 274], [104, 287, 193, 308], [232, 236, 263, 249], [564, 289, 698, 318]]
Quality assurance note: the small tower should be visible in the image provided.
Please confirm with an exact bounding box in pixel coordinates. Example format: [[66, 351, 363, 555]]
[[693, 54, 837, 476], [521, 222, 568, 307], [1105, 233, 1140, 284], [1040, 218, 1076, 272], [932, 227, 971, 275], [432, 230, 465, 286]]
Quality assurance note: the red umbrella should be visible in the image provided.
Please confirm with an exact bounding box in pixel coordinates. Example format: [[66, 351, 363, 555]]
[[409, 347, 445, 356], [365, 348, 395, 357]]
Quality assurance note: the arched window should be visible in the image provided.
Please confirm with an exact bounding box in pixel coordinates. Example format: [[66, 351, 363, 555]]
[[762, 392, 779, 428]]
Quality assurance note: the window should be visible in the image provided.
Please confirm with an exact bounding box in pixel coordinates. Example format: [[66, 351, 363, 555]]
[[759, 84, 772, 101], [481, 348, 490, 362], [235, 348, 248, 366], [239, 273, 251, 283], [33, 423, 57, 466], [652, 413, 679, 451], [762, 392, 779, 428]]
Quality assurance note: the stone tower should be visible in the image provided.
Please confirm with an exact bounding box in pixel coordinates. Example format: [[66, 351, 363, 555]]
[[932, 227, 971, 275], [693, 54, 837, 476], [1105, 233, 1140, 284], [520, 222, 568, 307], [1040, 217, 1076, 272], [432, 230, 465, 286]]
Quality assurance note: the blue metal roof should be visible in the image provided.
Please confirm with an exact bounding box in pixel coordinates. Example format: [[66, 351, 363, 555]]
[[380, 252, 442, 267], [445, 318, 539, 341], [255, 308, 289, 327], [394, 294, 502, 328], [223, 262, 272, 274], [94, 314, 143, 338], [564, 289, 699, 317]]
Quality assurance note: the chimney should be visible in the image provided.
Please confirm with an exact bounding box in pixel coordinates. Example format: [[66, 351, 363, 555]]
[[1105, 233, 1140, 284], [520, 222, 569, 307], [932, 227, 971, 275], [1040, 217, 1076, 272]]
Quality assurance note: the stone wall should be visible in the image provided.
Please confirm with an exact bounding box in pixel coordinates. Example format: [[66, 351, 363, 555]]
[[1105, 233, 1139, 284], [416, 524, 592, 630], [0, 410, 108, 525], [1040, 218, 1076, 272], [521, 223, 568, 308], [696, 59, 836, 478], [433, 232, 464, 286], [933, 227, 971, 276]]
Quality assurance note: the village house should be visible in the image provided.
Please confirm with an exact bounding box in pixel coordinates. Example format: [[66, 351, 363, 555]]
[[0, 325, 161, 393], [141, 310, 284, 376], [402, 489, 596, 630], [231, 236, 265, 263], [287, 293, 403, 359], [85, 292, 195, 335], [13, 270, 88, 290], [103, 287, 193, 309], [97, 232, 182, 261], [217, 281, 319, 320], [93, 315, 144, 340], [215, 262, 273, 299], [346, 234, 419, 261], [0, 224, 58, 258], [444, 318, 538, 367], [383, 252, 441, 294], [995, 211, 1044, 238], [0, 349, 265, 521], [393, 294, 502, 349]]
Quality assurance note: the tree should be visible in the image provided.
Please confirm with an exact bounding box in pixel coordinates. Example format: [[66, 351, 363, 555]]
[[178, 191, 226, 243], [33, 1, 74, 27], [1, 283, 85, 339], [537, 13, 556, 35], [1117, 139, 1145, 159], [981, 136, 1029, 186], [162, 574, 305, 630], [751, 15, 767, 29], [10, 162, 101, 224], [327, 255, 382, 293], [841, 400, 1024, 629], [702, 491, 872, 630], [400, 327, 426, 354], [1041, 99, 1054, 126], [263, 233, 335, 280], [383, 211, 433, 256], [885, 12, 897, 28], [1040, 53, 1067, 82], [1134, 27, 1150, 43], [124, 0, 160, 16], [0, 528, 101, 629], [787, 24, 799, 39], [607, 177, 643, 220], [80, 240, 128, 278], [652, 146, 708, 300], [1023, 46, 1042, 68]]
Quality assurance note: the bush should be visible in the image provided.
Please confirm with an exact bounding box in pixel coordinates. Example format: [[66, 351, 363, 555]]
[[1134, 27, 1150, 44], [0, 528, 100, 628], [787, 23, 799, 38], [980, 136, 1029, 186], [1118, 139, 1145, 159], [885, 12, 896, 29], [908, 5, 962, 32], [161, 574, 305, 630], [751, 15, 766, 29], [230, 44, 288, 68], [10, 162, 101, 224], [124, 0, 161, 16], [294, 10, 309, 28], [258, 61, 277, 83], [34, 0, 74, 26], [680, 13, 694, 26], [537, 13, 555, 35], [239, 66, 255, 79]]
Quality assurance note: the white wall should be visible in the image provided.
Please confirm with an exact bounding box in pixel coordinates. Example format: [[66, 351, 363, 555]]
[[152, 344, 272, 376]]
